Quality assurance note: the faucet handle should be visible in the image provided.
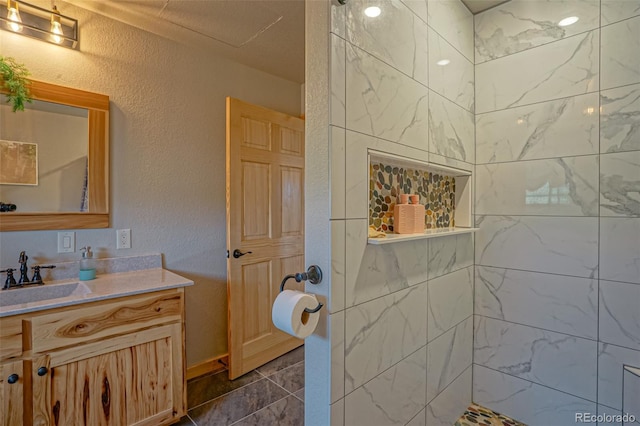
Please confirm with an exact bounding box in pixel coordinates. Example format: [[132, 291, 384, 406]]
[[0, 268, 17, 289], [31, 265, 56, 285]]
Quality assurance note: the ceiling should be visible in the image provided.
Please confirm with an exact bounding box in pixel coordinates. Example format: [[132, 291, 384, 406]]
[[460, 0, 510, 14], [72, 0, 306, 83], [70, 0, 507, 85]]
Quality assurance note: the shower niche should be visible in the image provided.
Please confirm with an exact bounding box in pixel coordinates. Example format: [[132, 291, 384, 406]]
[[368, 150, 476, 245]]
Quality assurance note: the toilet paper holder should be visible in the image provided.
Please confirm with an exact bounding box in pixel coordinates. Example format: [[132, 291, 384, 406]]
[[279, 265, 324, 314]]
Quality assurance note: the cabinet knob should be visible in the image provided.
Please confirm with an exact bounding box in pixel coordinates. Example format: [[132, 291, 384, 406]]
[[7, 373, 19, 384], [37, 367, 48, 376]]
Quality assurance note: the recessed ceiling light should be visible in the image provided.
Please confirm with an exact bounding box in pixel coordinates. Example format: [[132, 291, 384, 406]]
[[436, 59, 450, 66], [558, 16, 579, 26], [364, 6, 381, 18]]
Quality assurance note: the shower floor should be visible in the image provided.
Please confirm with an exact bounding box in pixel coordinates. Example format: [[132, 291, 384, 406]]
[[455, 403, 527, 426]]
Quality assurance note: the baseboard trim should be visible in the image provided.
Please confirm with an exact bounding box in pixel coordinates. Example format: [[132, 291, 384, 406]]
[[187, 354, 229, 380]]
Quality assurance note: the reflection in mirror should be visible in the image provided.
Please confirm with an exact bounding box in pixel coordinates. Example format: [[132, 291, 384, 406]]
[[0, 80, 110, 232], [0, 100, 89, 212]]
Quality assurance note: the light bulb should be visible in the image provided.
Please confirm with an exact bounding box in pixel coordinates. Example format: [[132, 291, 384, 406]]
[[51, 7, 63, 44], [51, 20, 63, 43], [6, 1, 22, 32]]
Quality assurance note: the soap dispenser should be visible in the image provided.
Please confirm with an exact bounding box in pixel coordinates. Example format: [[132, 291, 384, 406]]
[[394, 194, 413, 234], [79, 246, 96, 281]]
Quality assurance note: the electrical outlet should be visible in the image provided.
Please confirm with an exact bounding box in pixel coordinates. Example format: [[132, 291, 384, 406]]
[[116, 229, 131, 249], [57, 232, 75, 253]]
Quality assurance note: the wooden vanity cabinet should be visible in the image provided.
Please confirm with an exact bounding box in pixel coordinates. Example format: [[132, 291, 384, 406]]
[[0, 360, 24, 425], [0, 288, 186, 426]]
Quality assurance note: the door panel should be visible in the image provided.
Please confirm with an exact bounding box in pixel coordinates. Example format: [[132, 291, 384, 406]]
[[280, 166, 304, 237], [227, 97, 305, 379], [49, 338, 173, 426], [280, 127, 303, 155], [0, 360, 23, 426], [51, 349, 127, 425], [241, 117, 271, 150], [241, 261, 273, 342], [242, 161, 271, 240]]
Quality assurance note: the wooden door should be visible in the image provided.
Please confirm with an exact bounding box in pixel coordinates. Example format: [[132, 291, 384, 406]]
[[0, 360, 24, 426], [226, 97, 305, 379]]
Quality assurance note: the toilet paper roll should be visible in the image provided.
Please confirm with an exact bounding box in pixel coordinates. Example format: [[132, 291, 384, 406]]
[[272, 290, 321, 339]]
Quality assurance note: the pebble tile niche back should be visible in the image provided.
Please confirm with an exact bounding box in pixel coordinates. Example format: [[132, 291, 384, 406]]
[[368, 151, 476, 245]]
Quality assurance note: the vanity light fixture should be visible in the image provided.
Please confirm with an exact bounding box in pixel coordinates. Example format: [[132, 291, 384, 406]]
[[558, 16, 579, 27], [364, 6, 381, 17], [6, 0, 22, 32], [0, 0, 77, 48], [436, 59, 451, 66]]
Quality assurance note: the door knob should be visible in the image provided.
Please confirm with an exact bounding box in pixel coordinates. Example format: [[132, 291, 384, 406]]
[[7, 373, 19, 384], [37, 367, 48, 376], [232, 249, 252, 259]]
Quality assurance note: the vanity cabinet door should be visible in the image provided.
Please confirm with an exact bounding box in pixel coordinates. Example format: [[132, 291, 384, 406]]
[[29, 355, 51, 426], [0, 360, 24, 426], [34, 323, 183, 426]]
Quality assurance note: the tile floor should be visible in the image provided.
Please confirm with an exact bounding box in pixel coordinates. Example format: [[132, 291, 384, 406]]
[[177, 346, 305, 425], [177, 346, 526, 426]]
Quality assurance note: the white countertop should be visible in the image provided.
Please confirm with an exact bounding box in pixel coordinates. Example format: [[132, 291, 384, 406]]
[[0, 268, 193, 317]]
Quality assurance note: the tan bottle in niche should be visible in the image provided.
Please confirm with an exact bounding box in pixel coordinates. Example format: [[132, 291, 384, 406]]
[[410, 194, 425, 233], [393, 194, 413, 234]]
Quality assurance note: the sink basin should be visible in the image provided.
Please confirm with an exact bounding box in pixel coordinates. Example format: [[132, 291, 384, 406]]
[[0, 282, 92, 307]]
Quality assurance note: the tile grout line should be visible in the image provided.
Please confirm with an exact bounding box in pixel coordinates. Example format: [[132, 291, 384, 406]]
[[345, 37, 475, 114], [261, 361, 305, 399], [477, 81, 640, 116], [475, 152, 603, 167], [428, 313, 473, 345], [476, 26, 598, 67], [597, 0, 602, 411], [341, 124, 475, 167], [227, 393, 294, 426], [476, 364, 598, 404], [472, 0, 477, 409], [343, 315, 473, 401], [475, 264, 640, 285], [187, 373, 278, 412], [346, 263, 473, 311], [343, 342, 427, 399], [428, 364, 473, 406], [475, 313, 601, 343], [184, 414, 197, 426], [188, 357, 304, 421]]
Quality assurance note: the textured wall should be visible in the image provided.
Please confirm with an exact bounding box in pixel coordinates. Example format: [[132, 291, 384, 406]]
[[474, 1, 640, 424], [305, 0, 476, 424], [0, 3, 301, 367]]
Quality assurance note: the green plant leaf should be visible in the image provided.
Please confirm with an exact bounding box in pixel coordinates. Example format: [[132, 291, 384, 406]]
[[0, 56, 32, 112]]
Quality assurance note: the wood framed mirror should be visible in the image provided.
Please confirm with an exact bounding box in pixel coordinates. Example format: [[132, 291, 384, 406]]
[[0, 80, 109, 231]]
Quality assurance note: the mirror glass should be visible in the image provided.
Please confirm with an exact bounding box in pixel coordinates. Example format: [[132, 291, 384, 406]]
[[0, 100, 90, 212], [0, 80, 109, 232]]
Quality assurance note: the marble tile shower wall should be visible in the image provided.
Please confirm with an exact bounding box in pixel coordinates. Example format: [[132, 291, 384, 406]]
[[326, 0, 475, 425], [473, 1, 640, 425]]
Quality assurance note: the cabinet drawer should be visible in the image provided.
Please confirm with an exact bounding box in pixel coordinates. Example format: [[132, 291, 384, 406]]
[[0, 317, 22, 362], [27, 290, 183, 353]]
